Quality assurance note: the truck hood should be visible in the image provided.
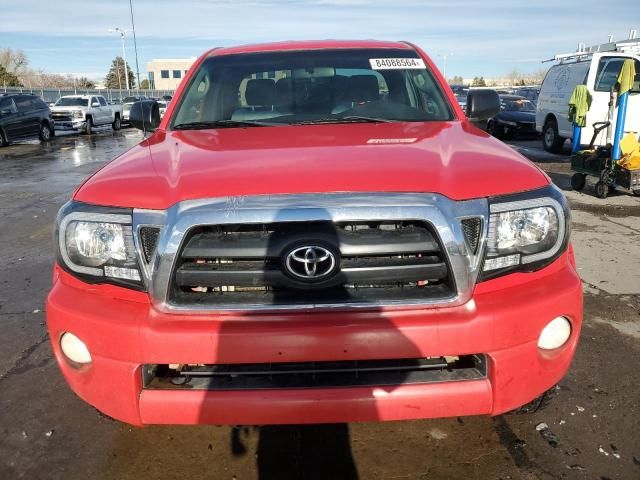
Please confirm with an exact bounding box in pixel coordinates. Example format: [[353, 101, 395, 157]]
[[50, 106, 84, 112], [74, 121, 549, 210]]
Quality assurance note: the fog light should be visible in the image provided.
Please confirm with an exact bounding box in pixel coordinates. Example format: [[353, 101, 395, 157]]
[[60, 332, 92, 364], [538, 316, 571, 350]]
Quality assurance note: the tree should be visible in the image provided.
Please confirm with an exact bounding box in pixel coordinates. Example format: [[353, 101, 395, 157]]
[[0, 64, 22, 87], [140, 78, 150, 90], [104, 56, 135, 89], [471, 76, 487, 87], [506, 68, 522, 86], [0, 47, 28, 75], [77, 77, 96, 89], [449, 75, 464, 85]]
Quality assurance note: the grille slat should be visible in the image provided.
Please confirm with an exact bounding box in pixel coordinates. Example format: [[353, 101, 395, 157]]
[[169, 220, 454, 307]]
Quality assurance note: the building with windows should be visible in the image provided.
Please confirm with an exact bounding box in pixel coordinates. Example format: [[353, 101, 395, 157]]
[[146, 58, 197, 90]]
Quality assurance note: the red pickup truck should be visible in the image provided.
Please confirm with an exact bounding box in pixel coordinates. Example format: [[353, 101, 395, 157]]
[[47, 40, 582, 426]]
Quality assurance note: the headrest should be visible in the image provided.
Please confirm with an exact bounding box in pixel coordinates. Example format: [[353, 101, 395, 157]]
[[245, 79, 276, 106], [348, 75, 380, 102], [275, 77, 293, 106]]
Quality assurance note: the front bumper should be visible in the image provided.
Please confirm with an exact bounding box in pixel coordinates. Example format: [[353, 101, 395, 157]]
[[54, 120, 86, 131], [46, 250, 582, 426]]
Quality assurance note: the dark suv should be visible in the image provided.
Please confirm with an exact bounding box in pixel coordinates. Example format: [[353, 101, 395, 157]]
[[0, 93, 54, 146]]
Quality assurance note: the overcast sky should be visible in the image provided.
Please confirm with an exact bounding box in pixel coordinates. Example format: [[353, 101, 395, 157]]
[[1, 0, 638, 80]]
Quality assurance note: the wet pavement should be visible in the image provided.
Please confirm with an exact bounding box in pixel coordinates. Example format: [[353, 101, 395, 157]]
[[0, 131, 639, 480]]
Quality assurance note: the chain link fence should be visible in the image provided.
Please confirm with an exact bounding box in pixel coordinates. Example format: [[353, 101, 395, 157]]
[[1, 86, 175, 104]]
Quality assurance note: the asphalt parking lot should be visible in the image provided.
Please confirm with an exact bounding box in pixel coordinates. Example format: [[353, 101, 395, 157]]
[[0, 129, 639, 480]]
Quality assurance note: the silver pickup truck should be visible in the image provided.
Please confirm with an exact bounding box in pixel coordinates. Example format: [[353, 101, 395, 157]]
[[50, 95, 123, 133]]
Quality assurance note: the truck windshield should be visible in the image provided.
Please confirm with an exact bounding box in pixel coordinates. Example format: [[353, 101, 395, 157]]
[[171, 48, 454, 129], [55, 97, 88, 107]]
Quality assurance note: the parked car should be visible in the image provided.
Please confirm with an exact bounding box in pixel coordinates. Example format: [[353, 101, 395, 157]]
[[536, 38, 640, 152], [487, 95, 538, 139], [0, 93, 54, 146], [48, 40, 580, 426], [161, 94, 173, 101], [157, 99, 170, 118], [514, 86, 540, 106], [50, 95, 123, 134], [122, 96, 148, 124]]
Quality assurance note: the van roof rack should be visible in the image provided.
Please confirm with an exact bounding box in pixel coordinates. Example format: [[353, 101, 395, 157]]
[[543, 34, 640, 64]]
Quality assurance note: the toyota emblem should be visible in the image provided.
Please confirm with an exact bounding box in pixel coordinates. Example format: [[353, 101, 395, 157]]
[[284, 245, 337, 280]]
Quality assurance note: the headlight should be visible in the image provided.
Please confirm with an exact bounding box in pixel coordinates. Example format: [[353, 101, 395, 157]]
[[56, 202, 143, 287], [73, 110, 84, 119], [481, 186, 569, 279]]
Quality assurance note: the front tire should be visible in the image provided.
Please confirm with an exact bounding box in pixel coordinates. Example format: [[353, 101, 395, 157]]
[[112, 115, 121, 131], [39, 122, 52, 142], [595, 181, 609, 199], [84, 116, 93, 135], [542, 118, 564, 153], [510, 387, 557, 415], [571, 173, 586, 191], [490, 121, 504, 139]]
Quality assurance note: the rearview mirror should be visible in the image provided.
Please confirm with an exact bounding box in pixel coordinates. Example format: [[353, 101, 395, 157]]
[[129, 100, 161, 132], [465, 89, 500, 121]]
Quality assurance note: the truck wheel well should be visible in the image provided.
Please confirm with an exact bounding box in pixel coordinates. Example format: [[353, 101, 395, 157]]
[[544, 114, 557, 127]]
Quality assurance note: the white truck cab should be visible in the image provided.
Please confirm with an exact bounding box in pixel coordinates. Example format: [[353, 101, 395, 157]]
[[50, 95, 123, 134], [536, 37, 640, 152]]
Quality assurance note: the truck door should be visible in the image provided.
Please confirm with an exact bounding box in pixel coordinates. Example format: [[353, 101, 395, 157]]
[[585, 55, 640, 146], [98, 96, 110, 125], [89, 97, 101, 125]]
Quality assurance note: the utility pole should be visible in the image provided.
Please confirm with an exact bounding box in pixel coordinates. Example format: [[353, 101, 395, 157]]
[[109, 28, 129, 91], [129, 0, 141, 94], [438, 53, 452, 81]]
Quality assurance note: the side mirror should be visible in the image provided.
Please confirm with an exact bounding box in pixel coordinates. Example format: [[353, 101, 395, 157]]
[[129, 100, 161, 132], [465, 89, 500, 121]]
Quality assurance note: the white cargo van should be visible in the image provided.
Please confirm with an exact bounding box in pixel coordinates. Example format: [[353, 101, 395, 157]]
[[536, 38, 640, 153]]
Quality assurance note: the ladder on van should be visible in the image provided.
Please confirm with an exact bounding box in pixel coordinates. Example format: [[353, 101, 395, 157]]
[[543, 31, 640, 64]]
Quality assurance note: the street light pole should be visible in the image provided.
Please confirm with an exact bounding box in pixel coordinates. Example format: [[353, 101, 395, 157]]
[[129, 0, 141, 94], [109, 28, 129, 91], [439, 53, 452, 81]]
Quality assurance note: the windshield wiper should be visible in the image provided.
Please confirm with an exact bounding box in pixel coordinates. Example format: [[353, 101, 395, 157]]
[[173, 119, 274, 130], [293, 116, 392, 125]]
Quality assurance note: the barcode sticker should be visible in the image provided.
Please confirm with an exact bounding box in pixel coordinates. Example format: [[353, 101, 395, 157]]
[[369, 58, 426, 70]]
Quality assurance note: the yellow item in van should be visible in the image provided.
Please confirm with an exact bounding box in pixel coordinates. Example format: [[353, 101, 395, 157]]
[[617, 59, 636, 96], [619, 152, 640, 170], [619, 132, 639, 156], [617, 133, 640, 170]]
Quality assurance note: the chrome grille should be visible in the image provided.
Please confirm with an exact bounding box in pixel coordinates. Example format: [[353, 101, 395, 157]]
[[169, 221, 454, 307], [137, 193, 489, 311]]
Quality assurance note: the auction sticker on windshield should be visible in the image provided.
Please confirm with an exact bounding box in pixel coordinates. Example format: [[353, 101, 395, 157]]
[[369, 58, 426, 70]]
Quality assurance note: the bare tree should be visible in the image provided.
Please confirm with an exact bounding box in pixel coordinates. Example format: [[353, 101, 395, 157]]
[[0, 47, 29, 75]]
